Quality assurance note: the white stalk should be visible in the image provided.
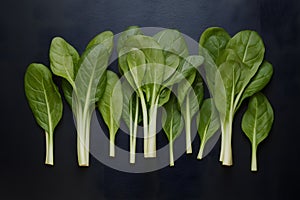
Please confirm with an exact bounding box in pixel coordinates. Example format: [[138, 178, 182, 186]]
[[147, 96, 159, 158], [185, 95, 192, 154], [45, 131, 54, 165]]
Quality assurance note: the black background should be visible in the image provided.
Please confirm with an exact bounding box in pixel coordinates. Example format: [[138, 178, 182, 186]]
[[1, 0, 299, 199]]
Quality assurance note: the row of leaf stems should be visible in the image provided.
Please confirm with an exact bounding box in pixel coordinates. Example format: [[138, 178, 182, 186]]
[[24, 26, 274, 171]]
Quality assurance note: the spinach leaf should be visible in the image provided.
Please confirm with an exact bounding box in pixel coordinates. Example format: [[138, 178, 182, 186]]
[[117, 26, 143, 53], [120, 34, 165, 158], [162, 95, 184, 166], [24, 63, 63, 165], [235, 61, 273, 111], [153, 29, 189, 58], [73, 43, 111, 166], [49, 37, 80, 87], [196, 98, 220, 159], [122, 80, 141, 163], [98, 71, 123, 157], [86, 31, 114, 54], [201, 29, 266, 166], [226, 30, 265, 70], [60, 32, 112, 107], [199, 27, 231, 61], [242, 93, 274, 171], [178, 72, 204, 154], [61, 79, 73, 106], [49, 32, 113, 166], [213, 61, 241, 165]]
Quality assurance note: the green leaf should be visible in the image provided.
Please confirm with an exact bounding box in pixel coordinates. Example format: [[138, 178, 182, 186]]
[[25, 63, 63, 135], [86, 31, 114, 102], [73, 42, 111, 166], [196, 98, 220, 159], [177, 71, 196, 105], [158, 87, 172, 107], [86, 31, 114, 54], [75, 44, 110, 105], [216, 49, 249, 93], [236, 61, 273, 111], [167, 55, 203, 88], [226, 30, 265, 71], [162, 95, 184, 166], [61, 79, 73, 106], [24, 63, 63, 165], [122, 35, 165, 103], [213, 61, 241, 118], [180, 73, 204, 118], [60, 32, 112, 107], [153, 29, 189, 58], [199, 27, 231, 61], [98, 71, 123, 157], [162, 95, 183, 141], [121, 80, 141, 129], [126, 48, 147, 89], [117, 26, 143, 53], [178, 72, 204, 154], [242, 93, 274, 171], [198, 45, 218, 95], [49, 37, 80, 86]]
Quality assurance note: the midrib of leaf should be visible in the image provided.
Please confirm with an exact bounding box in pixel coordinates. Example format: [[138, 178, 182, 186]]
[[229, 68, 236, 121], [201, 117, 211, 143], [110, 93, 115, 135], [61, 55, 75, 87], [242, 32, 252, 63], [42, 79, 53, 135], [252, 100, 258, 146], [52, 47, 75, 87], [82, 57, 97, 116], [169, 112, 173, 142]]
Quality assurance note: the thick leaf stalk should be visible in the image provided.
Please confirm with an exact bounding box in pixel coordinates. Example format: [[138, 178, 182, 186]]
[[251, 145, 257, 171], [185, 95, 192, 154], [45, 132, 54, 165], [146, 100, 159, 158], [75, 104, 92, 166], [169, 138, 174, 167], [129, 98, 139, 163], [109, 133, 115, 157], [222, 122, 233, 166]]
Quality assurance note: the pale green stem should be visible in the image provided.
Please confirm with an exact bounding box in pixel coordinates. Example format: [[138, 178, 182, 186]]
[[109, 103, 115, 157], [251, 144, 258, 171], [169, 139, 174, 167], [129, 101, 134, 163], [130, 98, 139, 164], [138, 89, 149, 157], [109, 133, 115, 157], [185, 95, 192, 154], [84, 110, 92, 163], [219, 120, 225, 162], [76, 107, 86, 166], [222, 116, 233, 166], [45, 131, 54, 165], [147, 96, 159, 158], [197, 124, 209, 160], [76, 106, 91, 167], [197, 143, 205, 160]]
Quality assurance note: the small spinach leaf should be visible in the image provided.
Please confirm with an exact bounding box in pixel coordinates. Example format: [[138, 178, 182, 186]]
[[242, 92, 274, 171], [162, 95, 184, 166], [196, 98, 220, 159], [98, 71, 123, 157]]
